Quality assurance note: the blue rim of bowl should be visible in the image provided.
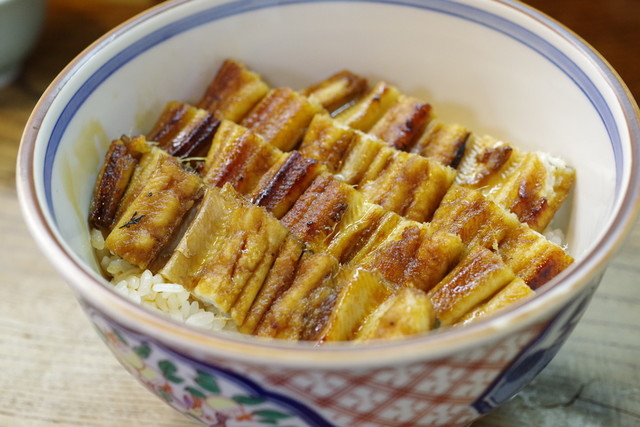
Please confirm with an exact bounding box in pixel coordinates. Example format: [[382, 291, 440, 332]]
[[42, 0, 627, 218], [19, 0, 640, 365]]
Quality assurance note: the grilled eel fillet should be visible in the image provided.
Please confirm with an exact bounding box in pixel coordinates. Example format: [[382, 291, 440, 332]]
[[163, 184, 289, 323], [91, 131, 569, 339], [105, 154, 203, 271], [299, 114, 457, 222], [458, 277, 534, 325], [196, 59, 467, 168], [90, 137, 517, 338], [93, 118, 571, 319], [333, 82, 574, 231], [198, 58, 270, 122], [157, 178, 539, 337], [430, 185, 573, 290], [332, 80, 467, 166], [91, 137, 443, 339], [280, 170, 570, 297], [300, 69, 369, 114], [160, 183, 434, 340], [90, 61, 576, 342], [240, 87, 324, 151], [193, 59, 573, 232], [146, 101, 220, 158], [199, 118, 456, 224], [456, 134, 576, 231], [89, 135, 149, 232]]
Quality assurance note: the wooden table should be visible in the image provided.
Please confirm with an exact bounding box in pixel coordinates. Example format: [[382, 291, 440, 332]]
[[1, 1, 638, 425]]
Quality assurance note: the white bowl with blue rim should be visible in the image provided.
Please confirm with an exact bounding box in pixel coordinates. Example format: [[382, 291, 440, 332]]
[[16, 0, 640, 425]]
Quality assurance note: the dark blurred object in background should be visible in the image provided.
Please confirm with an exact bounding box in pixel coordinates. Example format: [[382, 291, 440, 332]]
[[0, 0, 45, 88], [525, 0, 640, 100]]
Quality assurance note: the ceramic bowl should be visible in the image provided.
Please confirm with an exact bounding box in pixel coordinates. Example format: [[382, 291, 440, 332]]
[[16, 0, 640, 425], [0, 0, 46, 87]]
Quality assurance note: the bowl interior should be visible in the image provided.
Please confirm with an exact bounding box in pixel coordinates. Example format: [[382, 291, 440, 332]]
[[26, 0, 637, 345]]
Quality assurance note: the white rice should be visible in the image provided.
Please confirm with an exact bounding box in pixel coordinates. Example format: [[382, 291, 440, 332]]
[[90, 229, 232, 332], [537, 150, 570, 196], [543, 227, 567, 249]]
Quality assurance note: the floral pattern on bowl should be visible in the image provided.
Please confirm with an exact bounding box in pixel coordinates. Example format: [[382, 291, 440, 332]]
[[82, 287, 595, 427], [89, 308, 332, 426], [472, 282, 597, 413]]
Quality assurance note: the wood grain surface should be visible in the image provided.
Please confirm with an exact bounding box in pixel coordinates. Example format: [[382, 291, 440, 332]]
[[0, 1, 638, 426]]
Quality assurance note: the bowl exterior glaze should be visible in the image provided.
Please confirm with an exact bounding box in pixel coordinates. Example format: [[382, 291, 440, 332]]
[[84, 279, 598, 426], [16, 0, 640, 426]]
